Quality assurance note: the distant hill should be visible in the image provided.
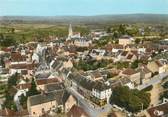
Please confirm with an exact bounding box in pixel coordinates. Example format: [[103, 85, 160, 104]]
[[0, 14, 168, 25]]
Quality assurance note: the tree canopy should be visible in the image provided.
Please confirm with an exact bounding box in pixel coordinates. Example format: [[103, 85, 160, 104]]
[[110, 86, 151, 112], [0, 34, 17, 47]]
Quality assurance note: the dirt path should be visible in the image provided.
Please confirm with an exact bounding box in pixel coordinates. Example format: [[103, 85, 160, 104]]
[[150, 83, 163, 106]]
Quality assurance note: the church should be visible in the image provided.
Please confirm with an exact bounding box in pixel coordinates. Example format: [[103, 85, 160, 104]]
[[67, 24, 81, 40], [66, 24, 92, 47]]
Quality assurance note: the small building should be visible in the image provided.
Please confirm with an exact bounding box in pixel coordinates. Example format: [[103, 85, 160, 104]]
[[120, 68, 141, 85], [89, 49, 106, 60], [118, 51, 137, 62], [105, 44, 124, 53], [147, 60, 167, 74], [118, 35, 134, 46], [73, 38, 92, 47]]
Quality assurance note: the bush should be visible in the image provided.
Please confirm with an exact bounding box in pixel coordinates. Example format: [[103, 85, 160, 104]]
[[162, 81, 168, 89], [160, 90, 168, 100], [142, 85, 153, 92], [152, 72, 159, 77]]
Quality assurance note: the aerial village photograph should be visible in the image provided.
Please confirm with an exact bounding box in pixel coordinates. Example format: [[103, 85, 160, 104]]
[[0, 0, 168, 117]]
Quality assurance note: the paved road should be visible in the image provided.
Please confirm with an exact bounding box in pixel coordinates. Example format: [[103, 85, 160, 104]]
[[67, 87, 112, 117], [137, 72, 168, 90]]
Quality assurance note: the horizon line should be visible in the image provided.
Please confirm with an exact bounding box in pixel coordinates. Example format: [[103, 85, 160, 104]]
[[1, 13, 168, 17]]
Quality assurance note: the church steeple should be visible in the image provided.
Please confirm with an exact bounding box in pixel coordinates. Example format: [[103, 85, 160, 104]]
[[68, 24, 73, 39]]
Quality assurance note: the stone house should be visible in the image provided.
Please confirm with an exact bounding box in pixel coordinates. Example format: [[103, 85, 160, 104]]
[[147, 60, 167, 74], [120, 68, 141, 85], [27, 90, 77, 116]]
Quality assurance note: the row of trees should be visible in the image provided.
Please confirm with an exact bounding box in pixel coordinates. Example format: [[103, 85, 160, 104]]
[[110, 86, 151, 112]]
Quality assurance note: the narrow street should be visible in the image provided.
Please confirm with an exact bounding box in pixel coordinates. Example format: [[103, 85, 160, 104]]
[[150, 83, 163, 106]]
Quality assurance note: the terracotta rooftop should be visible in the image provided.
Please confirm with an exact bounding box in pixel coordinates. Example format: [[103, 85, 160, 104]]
[[11, 52, 27, 62], [122, 68, 138, 75], [36, 78, 59, 86], [147, 102, 168, 117], [121, 51, 128, 56], [67, 105, 90, 117], [155, 61, 163, 67], [0, 109, 29, 117], [127, 54, 133, 59]]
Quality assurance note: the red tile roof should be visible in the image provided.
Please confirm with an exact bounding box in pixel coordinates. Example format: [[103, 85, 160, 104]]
[[122, 68, 138, 75], [127, 54, 133, 59], [16, 83, 32, 90], [121, 51, 128, 56], [10, 63, 37, 70], [0, 109, 29, 117], [155, 61, 163, 67], [11, 52, 27, 62], [147, 102, 168, 117], [67, 105, 90, 117], [36, 78, 59, 86]]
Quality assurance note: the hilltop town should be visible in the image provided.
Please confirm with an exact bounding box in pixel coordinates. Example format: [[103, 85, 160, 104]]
[[0, 23, 168, 117]]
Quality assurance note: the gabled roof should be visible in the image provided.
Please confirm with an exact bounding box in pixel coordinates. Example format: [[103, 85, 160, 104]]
[[155, 60, 164, 67], [92, 81, 110, 91], [36, 78, 59, 86], [120, 35, 132, 39], [67, 105, 90, 117], [45, 82, 65, 92], [11, 52, 27, 62], [28, 90, 64, 106], [68, 73, 95, 91], [147, 102, 168, 117], [0, 109, 29, 117], [122, 68, 139, 75], [126, 54, 133, 59], [121, 51, 128, 56]]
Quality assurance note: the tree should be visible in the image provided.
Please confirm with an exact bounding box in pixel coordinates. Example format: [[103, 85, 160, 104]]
[[131, 60, 139, 69], [162, 81, 168, 89], [0, 35, 17, 47], [95, 36, 112, 47], [118, 24, 126, 35], [20, 94, 27, 109], [27, 78, 40, 97], [160, 90, 168, 100], [11, 28, 15, 33], [110, 86, 151, 113], [113, 31, 119, 39], [135, 38, 141, 44], [107, 27, 111, 33], [8, 73, 19, 88]]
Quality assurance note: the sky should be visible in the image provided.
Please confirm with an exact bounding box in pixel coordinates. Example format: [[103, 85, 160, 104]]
[[0, 0, 168, 16]]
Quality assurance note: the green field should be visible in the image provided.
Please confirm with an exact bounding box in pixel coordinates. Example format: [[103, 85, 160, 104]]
[[0, 23, 90, 46]]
